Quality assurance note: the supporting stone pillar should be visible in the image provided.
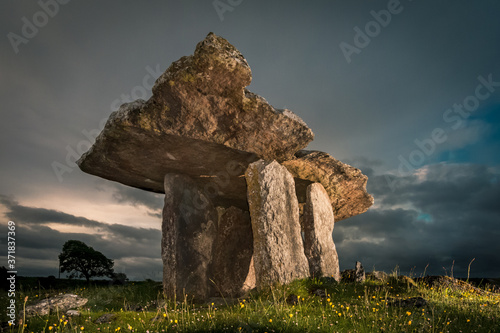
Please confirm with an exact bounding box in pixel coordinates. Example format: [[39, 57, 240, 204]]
[[245, 160, 309, 288], [302, 183, 340, 281], [211, 206, 255, 297], [162, 173, 217, 300]]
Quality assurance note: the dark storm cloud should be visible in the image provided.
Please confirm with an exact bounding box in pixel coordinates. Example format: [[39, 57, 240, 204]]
[[1, 0, 500, 279], [0, 195, 102, 228], [0, 195, 161, 278], [11, 222, 162, 280], [373, 163, 500, 212], [335, 162, 500, 277], [12, 222, 160, 262], [1, 0, 500, 190], [0, 195, 161, 241]]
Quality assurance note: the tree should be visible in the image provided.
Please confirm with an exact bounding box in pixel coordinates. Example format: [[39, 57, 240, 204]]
[[59, 240, 114, 283]]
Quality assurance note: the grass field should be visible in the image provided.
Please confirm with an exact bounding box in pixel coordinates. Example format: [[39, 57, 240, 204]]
[[1, 274, 499, 333]]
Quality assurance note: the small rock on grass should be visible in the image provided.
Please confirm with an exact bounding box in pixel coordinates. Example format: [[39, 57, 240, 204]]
[[22, 293, 88, 317], [341, 261, 365, 282], [366, 271, 389, 282]]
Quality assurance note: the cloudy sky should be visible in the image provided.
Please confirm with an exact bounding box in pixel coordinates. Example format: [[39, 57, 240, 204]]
[[1, 0, 499, 280]]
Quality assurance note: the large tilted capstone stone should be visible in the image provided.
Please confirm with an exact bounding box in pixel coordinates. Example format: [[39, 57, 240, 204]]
[[162, 174, 217, 300], [283, 150, 374, 221], [211, 206, 255, 297], [77, 32, 313, 209], [245, 160, 309, 288], [302, 183, 340, 281]]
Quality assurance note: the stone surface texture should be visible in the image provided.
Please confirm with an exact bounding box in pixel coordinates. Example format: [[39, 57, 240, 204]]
[[283, 150, 374, 221], [22, 294, 87, 317], [355, 261, 366, 283], [366, 271, 389, 282], [211, 206, 255, 297], [162, 174, 217, 300], [341, 261, 366, 282], [77, 33, 313, 209], [75, 32, 376, 301], [302, 182, 340, 281], [245, 160, 309, 288]]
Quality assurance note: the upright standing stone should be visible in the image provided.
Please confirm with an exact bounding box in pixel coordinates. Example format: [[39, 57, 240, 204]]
[[211, 206, 255, 297], [162, 174, 217, 300], [303, 183, 340, 281], [245, 160, 309, 288], [355, 261, 366, 283], [341, 261, 366, 282]]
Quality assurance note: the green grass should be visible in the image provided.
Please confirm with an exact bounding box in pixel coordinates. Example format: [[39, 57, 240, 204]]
[[1, 275, 499, 333]]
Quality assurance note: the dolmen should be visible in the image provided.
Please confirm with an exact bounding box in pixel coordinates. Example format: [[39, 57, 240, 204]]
[[77, 32, 373, 300]]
